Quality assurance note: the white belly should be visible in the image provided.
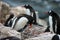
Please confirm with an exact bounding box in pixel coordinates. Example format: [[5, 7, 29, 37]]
[[13, 17, 28, 30], [49, 16, 54, 33]]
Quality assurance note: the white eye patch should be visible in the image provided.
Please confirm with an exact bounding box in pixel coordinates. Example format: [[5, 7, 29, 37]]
[[49, 10, 51, 13]]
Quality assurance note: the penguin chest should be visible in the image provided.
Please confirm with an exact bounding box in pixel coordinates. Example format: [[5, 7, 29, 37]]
[[49, 16, 53, 32]]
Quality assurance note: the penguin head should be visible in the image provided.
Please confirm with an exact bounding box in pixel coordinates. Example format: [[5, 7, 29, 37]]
[[23, 4, 35, 13], [48, 10, 56, 16], [48, 10, 58, 16], [48, 10, 53, 16]]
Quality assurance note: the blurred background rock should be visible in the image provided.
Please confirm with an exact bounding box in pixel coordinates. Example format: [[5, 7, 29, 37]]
[[0, 1, 10, 24], [0, 0, 60, 19]]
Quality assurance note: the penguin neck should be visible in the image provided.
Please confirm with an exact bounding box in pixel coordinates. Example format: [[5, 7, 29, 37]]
[[32, 11, 37, 24], [32, 11, 40, 26]]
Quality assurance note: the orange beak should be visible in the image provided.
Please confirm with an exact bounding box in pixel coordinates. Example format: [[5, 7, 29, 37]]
[[29, 23, 32, 28]]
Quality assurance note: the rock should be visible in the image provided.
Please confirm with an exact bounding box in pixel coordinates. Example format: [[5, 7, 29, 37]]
[[25, 32, 55, 40], [0, 36, 20, 40], [0, 1, 10, 15], [0, 23, 21, 39], [0, 1, 10, 24], [10, 6, 27, 16], [21, 24, 46, 39]]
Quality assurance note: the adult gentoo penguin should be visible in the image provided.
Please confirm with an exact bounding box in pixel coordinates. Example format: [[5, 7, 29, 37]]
[[48, 10, 60, 34], [4, 14, 34, 32], [23, 5, 42, 26]]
